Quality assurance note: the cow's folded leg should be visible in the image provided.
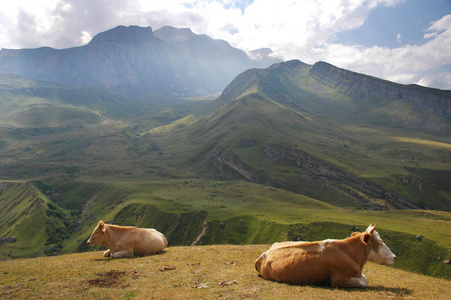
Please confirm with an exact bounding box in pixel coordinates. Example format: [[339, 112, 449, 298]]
[[103, 249, 112, 257], [333, 273, 368, 288], [111, 250, 133, 258]]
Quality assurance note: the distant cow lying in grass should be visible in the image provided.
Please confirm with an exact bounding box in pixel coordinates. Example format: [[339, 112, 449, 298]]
[[87, 220, 168, 258], [255, 224, 396, 288]]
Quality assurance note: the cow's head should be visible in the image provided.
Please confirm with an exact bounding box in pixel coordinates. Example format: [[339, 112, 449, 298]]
[[87, 220, 107, 246], [362, 224, 396, 265]]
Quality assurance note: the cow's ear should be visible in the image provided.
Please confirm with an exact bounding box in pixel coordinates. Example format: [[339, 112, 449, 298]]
[[362, 233, 371, 244], [351, 232, 360, 237], [98, 220, 105, 228]]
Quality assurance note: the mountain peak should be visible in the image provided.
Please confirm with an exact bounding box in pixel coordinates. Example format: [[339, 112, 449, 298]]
[[270, 59, 307, 69], [89, 25, 156, 45], [154, 26, 196, 42]]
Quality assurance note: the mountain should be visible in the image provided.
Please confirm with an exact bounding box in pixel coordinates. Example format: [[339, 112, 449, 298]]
[[168, 60, 451, 211], [0, 25, 277, 97]]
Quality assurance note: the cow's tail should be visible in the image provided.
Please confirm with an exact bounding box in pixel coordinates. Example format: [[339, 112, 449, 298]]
[[254, 252, 266, 275]]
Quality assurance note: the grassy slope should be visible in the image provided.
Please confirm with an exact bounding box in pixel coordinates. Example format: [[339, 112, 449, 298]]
[[1, 245, 450, 300], [0, 182, 74, 258]]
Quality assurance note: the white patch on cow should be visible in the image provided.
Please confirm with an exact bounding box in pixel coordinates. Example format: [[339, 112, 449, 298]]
[[367, 230, 396, 265], [356, 274, 368, 288], [318, 239, 336, 252]]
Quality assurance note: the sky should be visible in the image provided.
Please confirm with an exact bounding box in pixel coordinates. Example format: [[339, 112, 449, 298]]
[[0, 0, 450, 90]]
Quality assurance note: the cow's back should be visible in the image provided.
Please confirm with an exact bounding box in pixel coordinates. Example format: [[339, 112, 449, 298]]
[[256, 244, 331, 284], [132, 228, 167, 255], [145, 228, 168, 248], [269, 241, 308, 251]]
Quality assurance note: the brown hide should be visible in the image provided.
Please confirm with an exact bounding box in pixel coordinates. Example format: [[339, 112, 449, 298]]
[[87, 220, 168, 258], [255, 225, 395, 288]]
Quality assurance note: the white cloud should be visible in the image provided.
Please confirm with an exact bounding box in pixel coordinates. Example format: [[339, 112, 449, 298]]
[[322, 14, 451, 89], [79, 30, 92, 44], [0, 0, 406, 51], [416, 71, 451, 90], [0, 0, 449, 89]]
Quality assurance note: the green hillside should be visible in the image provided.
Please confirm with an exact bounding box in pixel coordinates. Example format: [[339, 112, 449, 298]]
[[0, 182, 73, 258], [0, 61, 450, 279]]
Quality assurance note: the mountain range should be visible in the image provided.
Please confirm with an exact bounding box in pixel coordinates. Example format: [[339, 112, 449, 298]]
[[185, 59, 450, 210], [0, 25, 450, 278], [0, 25, 279, 97]]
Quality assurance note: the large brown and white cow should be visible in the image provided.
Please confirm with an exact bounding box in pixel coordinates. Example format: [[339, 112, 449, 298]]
[[87, 220, 168, 258], [255, 224, 396, 288]]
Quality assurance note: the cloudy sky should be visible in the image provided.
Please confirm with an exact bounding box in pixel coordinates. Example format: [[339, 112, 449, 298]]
[[0, 0, 450, 90]]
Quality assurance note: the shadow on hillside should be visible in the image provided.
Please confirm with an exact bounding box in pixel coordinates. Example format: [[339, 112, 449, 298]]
[[300, 283, 413, 296], [92, 249, 168, 261], [292, 281, 413, 297], [279, 280, 412, 296], [350, 285, 412, 297]]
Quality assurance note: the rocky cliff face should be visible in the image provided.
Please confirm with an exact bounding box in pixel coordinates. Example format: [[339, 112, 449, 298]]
[[261, 144, 419, 210], [309, 62, 451, 118], [208, 143, 419, 210], [0, 26, 269, 97]]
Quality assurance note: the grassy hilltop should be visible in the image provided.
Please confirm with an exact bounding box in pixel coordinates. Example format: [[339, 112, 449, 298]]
[[0, 60, 450, 280], [1, 245, 450, 299]]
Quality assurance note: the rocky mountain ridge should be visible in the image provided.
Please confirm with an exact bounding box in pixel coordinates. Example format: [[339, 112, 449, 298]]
[[0, 25, 278, 97], [310, 61, 451, 118]]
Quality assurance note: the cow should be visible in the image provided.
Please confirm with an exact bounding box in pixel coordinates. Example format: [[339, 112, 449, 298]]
[[87, 220, 168, 258], [254, 224, 396, 288]]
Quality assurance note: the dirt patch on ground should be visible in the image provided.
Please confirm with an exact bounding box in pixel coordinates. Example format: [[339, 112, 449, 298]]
[[88, 270, 126, 288], [159, 265, 176, 271]]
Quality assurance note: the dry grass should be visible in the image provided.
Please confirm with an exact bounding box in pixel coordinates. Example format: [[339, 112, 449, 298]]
[[1, 245, 449, 299]]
